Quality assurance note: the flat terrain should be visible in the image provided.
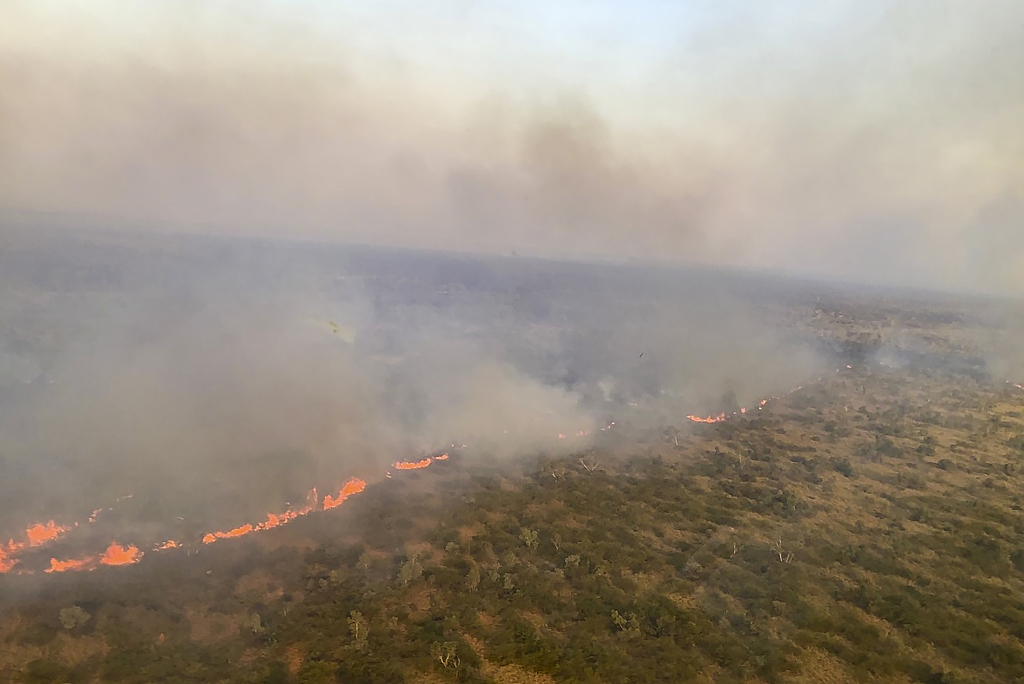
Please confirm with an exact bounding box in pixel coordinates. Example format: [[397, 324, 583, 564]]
[[2, 228, 1024, 683]]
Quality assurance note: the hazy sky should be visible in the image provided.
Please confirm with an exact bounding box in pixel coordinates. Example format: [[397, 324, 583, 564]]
[[2, 1, 1022, 293]]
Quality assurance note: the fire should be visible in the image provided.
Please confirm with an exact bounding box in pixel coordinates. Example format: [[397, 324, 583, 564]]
[[197, 483, 352, 546], [687, 397, 774, 425], [323, 478, 367, 510], [1, 541, 23, 573], [394, 458, 433, 470], [26, 520, 72, 547], [5, 444, 442, 574], [393, 452, 453, 471], [202, 523, 254, 544], [100, 543, 143, 566], [687, 413, 728, 424], [46, 556, 96, 573]]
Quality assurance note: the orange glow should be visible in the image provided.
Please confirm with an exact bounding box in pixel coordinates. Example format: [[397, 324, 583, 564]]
[[394, 458, 432, 470], [100, 543, 143, 566], [45, 556, 96, 573], [433, 453, 449, 461], [225, 524, 254, 538], [26, 520, 71, 546], [255, 510, 302, 531], [687, 413, 728, 424], [203, 523, 255, 544], [557, 433, 566, 439], [323, 478, 367, 510], [88, 508, 103, 523], [0, 541, 22, 573], [155, 540, 180, 550]]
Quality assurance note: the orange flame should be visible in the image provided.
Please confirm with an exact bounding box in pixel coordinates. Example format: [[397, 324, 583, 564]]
[[202, 523, 254, 544], [3, 440, 456, 573], [323, 478, 367, 510], [46, 556, 96, 573], [100, 543, 143, 566], [0, 541, 23, 573], [687, 413, 727, 424], [26, 520, 71, 546], [394, 458, 432, 470]]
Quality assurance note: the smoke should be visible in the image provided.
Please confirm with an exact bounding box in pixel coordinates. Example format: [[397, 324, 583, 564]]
[[0, 265, 597, 533], [0, 231, 836, 543], [1, 1, 1022, 294]]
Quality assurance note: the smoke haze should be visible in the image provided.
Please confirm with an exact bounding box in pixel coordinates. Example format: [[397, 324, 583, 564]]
[[0, 231, 838, 544], [2, 1, 1022, 294], [1, 1, 1022, 572]]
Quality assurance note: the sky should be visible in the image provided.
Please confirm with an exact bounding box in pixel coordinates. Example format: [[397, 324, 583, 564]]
[[1, 0, 1023, 294]]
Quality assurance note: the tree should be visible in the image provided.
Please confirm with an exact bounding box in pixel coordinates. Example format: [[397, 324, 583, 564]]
[[431, 641, 461, 669], [248, 613, 265, 634], [348, 610, 368, 651], [611, 610, 641, 636], [398, 556, 423, 585], [466, 565, 481, 592]]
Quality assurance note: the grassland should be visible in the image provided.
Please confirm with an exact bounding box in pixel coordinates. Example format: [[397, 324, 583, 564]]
[[4, 358, 1024, 684]]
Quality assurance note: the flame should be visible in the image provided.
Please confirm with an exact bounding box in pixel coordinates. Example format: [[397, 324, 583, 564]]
[[100, 542, 143, 566], [46, 556, 96, 573], [0, 541, 23, 573], [1, 440, 453, 573], [202, 523, 255, 544], [687, 413, 728, 424], [394, 458, 433, 470], [323, 478, 368, 510], [26, 520, 72, 546]]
